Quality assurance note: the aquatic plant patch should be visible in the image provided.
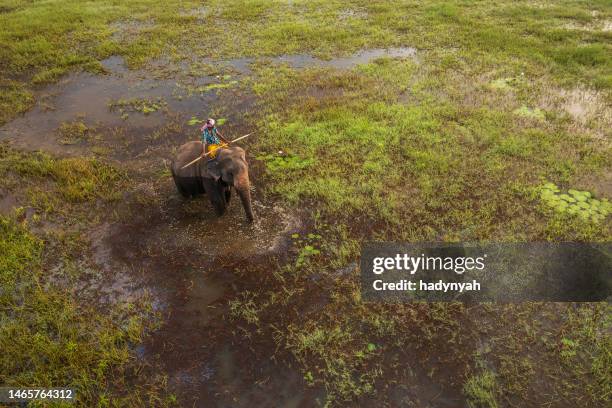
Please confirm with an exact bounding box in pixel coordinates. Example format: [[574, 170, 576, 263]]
[[291, 232, 322, 268], [108, 97, 167, 116], [187, 116, 227, 126], [196, 80, 238, 94], [539, 182, 610, 223], [56, 120, 91, 145]]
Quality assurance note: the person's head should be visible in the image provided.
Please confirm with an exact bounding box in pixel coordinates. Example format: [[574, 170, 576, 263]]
[[206, 118, 215, 128]]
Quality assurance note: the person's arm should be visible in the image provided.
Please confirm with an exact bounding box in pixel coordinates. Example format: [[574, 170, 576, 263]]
[[217, 129, 230, 143]]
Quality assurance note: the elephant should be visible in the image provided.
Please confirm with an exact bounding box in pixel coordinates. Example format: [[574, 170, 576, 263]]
[[170, 141, 254, 222]]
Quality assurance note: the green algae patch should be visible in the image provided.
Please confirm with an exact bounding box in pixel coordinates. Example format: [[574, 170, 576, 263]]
[[539, 182, 610, 224]]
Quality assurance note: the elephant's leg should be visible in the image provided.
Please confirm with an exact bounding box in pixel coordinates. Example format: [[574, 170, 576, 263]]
[[203, 179, 226, 216], [224, 186, 231, 204], [175, 181, 190, 198], [210, 194, 226, 216], [171, 167, 191, 198]]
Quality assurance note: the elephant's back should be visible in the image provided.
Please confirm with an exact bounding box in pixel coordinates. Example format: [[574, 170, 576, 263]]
[[178, 141, 203, 159], [172, 141, 203, 176], [176, 141, 203, 163]]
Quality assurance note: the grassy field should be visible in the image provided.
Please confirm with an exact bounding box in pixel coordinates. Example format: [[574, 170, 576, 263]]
[[1, 1, 611, 407]]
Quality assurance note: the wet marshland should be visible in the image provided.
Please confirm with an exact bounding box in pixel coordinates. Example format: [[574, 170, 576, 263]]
[[0, 48, 421, 406]]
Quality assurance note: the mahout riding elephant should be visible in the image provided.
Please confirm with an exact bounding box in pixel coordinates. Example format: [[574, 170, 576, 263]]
[[170, 141, 254, 222]]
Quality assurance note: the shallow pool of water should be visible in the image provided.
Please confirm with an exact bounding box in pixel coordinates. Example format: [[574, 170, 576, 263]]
[[0, 47, 417, 157], [215, 46, 417, 73]]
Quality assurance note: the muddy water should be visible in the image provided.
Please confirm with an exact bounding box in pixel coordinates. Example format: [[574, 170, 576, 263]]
[[91, 182, 310, 406], [266, 47, 417, 70], [1, 47, 418, 406], [211, 47, 417, 74], [0, 56, 233, 157], [0, 190, 17, 214], [0, 47, 417, 157]]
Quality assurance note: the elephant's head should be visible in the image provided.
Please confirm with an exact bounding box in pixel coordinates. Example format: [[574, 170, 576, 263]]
[[213, 147, 254, 222], [171, 141, 255, 222]]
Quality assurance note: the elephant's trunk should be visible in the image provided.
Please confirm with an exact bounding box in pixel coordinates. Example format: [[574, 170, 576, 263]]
[[235, 175, 254, 223]]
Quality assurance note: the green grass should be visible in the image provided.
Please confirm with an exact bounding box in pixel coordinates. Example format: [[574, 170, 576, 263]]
[[232, 4, 611, 405], [463, 370, 499, 408], [559, 304, 612, 402], [0, 215, 170, 407], [1, 1, 610, 125], [0, 143, 172, 406], [285, 325, 379, 402], [242, 52, 609, 404], [56, 120, 90, 145], [0, 145, 173, 406], [0, 144, 126, 215], [250, 62, 610, 241]]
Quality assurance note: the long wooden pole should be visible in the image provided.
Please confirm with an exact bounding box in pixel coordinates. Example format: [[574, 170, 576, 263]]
[[180, 132, 254, 170]]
